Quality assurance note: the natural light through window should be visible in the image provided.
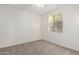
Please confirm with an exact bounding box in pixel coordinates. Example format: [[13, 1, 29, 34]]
[[48, 13, 63, 33]]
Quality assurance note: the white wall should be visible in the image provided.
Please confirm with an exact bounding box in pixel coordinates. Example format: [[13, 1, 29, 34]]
[[0, 5, 41, 48], [42, 5, 79, 51]]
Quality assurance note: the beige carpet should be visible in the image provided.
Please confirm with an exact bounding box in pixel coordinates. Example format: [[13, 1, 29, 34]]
[[0, 40, 79, 55]]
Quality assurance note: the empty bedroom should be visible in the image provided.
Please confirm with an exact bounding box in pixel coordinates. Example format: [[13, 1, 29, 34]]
[[0, 4, 79, 55]]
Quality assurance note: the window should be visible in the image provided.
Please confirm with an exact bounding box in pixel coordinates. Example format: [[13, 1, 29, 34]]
[[48, 13, 63, 33]]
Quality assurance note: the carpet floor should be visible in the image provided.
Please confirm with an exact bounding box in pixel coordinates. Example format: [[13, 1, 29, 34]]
[[0, 40, 79, 55]]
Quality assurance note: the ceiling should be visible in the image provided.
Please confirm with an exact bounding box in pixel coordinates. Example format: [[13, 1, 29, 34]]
[[8, 4, 61, 15]]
